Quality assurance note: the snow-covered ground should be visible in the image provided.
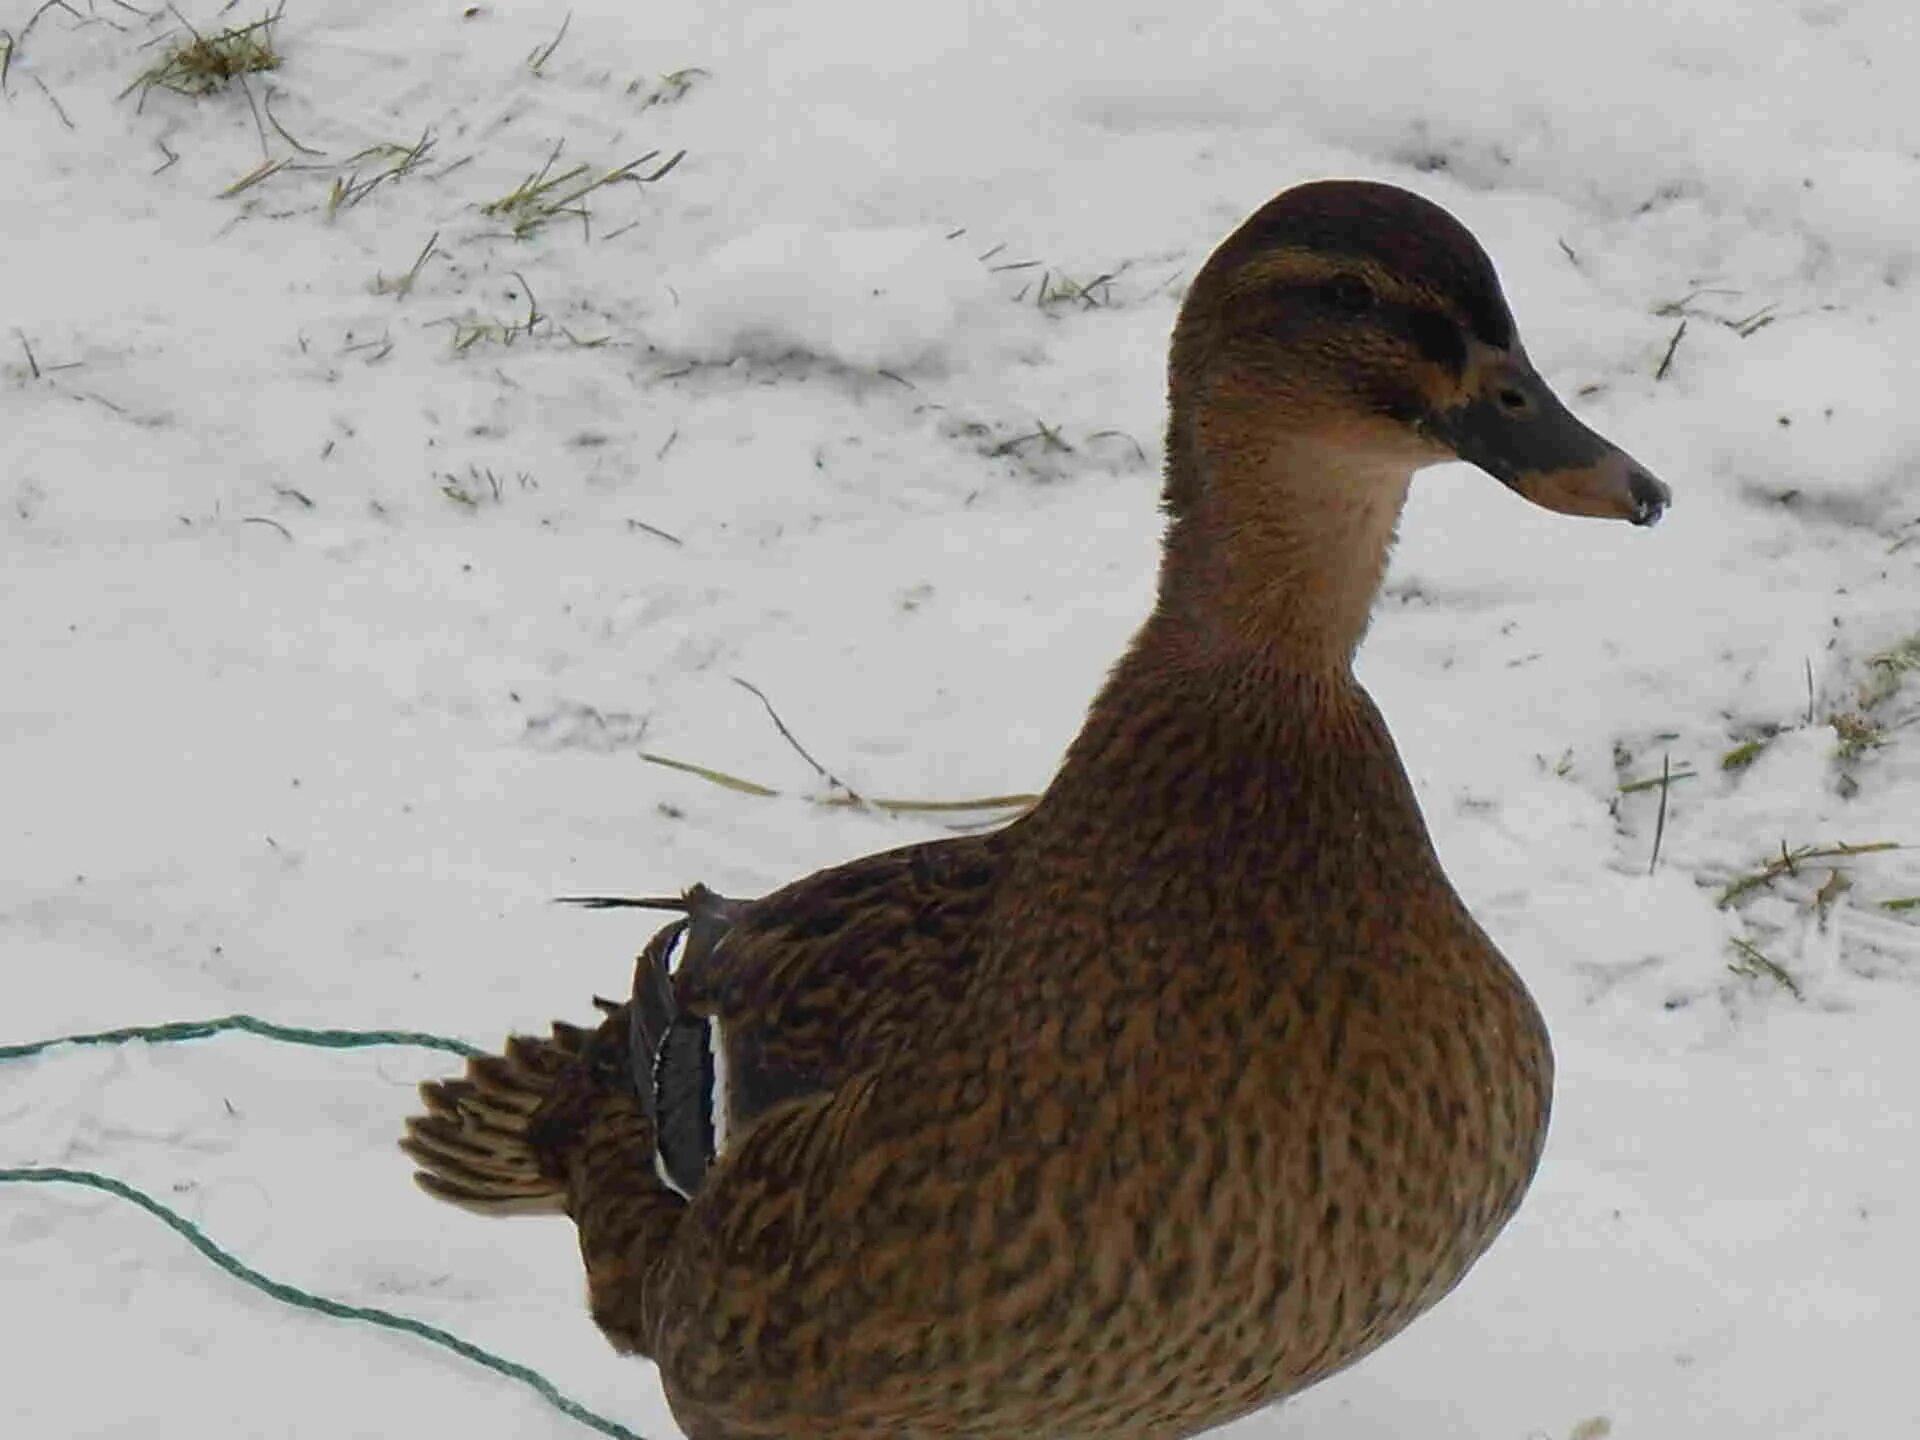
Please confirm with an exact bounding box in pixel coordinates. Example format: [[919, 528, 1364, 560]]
[[5, 1, 1918, 1435]]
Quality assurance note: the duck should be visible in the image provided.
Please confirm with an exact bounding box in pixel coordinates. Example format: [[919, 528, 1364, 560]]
[[402, 179, 1670, 1440]]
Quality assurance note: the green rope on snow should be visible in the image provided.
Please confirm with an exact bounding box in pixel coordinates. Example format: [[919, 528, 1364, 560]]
[[0, 1167, 642, 1440], [0, 1012, 482, 1061], [1, 1017, 644, 1438]]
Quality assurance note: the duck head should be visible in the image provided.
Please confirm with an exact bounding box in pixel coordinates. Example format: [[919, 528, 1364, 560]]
[[1157, 180, 1670, 668]]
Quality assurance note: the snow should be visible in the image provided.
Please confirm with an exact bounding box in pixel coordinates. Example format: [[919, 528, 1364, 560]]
[[647, 224, 997, 371], [3, 0, 1918, 1437]]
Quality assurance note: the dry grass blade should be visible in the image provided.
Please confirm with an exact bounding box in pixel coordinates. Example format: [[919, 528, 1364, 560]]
[[375, 231, 440, 299], [508, 270, 541, 334], [219, 155, 289, 197], [824, 792, 1039, 816], [31, 73, 73, 128], [24, 0, 81, 40], [640, 752, 780, 797], [1033, 267, 1125, 310], [625, 518, 683, 545], [1730, 303, 1778, 338], [1727, 937, 1803, 1000], [527, 11, 570, 74], [1647, 752, 1673, 875], [1654, 319, 1687, 381], [263, 87, 323, 155], [631, 66, 708, 109], [990, 422, 1074, 458], [1619, 764, 1696, 795], [553, 893, 691, 912], [638, 752, 1037, 818], [731, 677, 864, 804], [1717, 839, 1903, 908]]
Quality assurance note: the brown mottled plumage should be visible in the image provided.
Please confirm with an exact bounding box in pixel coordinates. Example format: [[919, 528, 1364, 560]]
[[402, 180, 1670, 1439]]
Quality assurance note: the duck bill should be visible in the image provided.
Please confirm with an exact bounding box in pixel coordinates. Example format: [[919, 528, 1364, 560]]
[[1425, 349, 1671, 527]]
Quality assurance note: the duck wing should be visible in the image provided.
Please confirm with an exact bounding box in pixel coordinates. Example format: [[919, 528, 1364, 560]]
[[570, 830, 1006, 1197]]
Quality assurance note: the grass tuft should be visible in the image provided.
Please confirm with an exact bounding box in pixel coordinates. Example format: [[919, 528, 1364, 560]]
[[1825, 633, 1920, 765], [373, 231, 440, 298], [437, 277, 544, 351], [438, 466, 533, 507], [989, 421, 1074, 459], [1863, 634, 1920, 701], [326, 130, 436, 216], [482, 142, 685, 240], [123, 5, 282, 103], [1655, 288, 1783, 340], [1830, 711, 1885, 761]]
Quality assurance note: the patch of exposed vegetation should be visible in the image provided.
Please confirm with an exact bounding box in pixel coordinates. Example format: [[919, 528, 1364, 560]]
[[123, 6, 282, 104], [325, 131, 437, 216], [438, 465, 535, 508], [1717, 839, 1901, 909], [1862, 634, 1920, 704], [1829, 633, 1920, 770], [1830, 710, 1885, 761], [481, 142, 684, 241]]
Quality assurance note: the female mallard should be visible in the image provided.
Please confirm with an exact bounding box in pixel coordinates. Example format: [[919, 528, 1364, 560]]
[[403, 180, 1669, 1439]]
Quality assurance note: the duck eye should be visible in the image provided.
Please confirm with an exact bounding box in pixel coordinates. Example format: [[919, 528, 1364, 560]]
[[1322, 275, 1375, 315], [1496, 386, 1533, 416]]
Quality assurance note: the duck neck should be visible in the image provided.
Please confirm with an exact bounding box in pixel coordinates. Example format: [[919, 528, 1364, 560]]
[[1154, 435, 1413, 675], [1030, 626, 1445, 921], [1020, 435, 1439, 901]]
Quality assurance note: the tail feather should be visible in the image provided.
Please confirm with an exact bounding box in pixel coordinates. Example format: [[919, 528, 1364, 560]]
[[401, 1021, 597, 1216], [402, 945, 697, 1359]]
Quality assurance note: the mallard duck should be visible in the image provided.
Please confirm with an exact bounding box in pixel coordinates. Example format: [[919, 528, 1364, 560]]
[[403, 179, 1669, 1439]]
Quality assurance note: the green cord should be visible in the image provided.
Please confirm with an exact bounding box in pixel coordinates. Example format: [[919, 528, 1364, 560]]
[[0, 1012, 482, 1061], [0, 1168, 642, 1440], [0, 1015, 646, 1440]]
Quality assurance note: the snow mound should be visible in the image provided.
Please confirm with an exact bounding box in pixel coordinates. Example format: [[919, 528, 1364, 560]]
[[647, 226, 994, 373]]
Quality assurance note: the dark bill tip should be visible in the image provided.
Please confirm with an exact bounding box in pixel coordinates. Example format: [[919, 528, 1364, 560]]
[[1625, 466, 1671, 527], [1507, 449, 1671, 527]]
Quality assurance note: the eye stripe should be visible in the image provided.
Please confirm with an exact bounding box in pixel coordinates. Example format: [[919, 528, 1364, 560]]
[[1399, 307, 1468, 374], [1259, 280, 1469, 376]]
